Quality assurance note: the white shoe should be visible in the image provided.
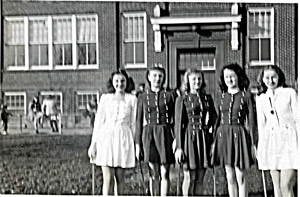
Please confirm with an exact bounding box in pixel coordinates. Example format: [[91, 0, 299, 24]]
[[2, 131, 7, 135]]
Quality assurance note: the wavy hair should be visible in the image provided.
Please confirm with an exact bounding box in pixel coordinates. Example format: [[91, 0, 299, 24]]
[[146, 66, 166, 89], [219, 63, 250, 92], [182, 68, 206, 94], [257, 65, 287, 95], [106, 69, 135, 93]]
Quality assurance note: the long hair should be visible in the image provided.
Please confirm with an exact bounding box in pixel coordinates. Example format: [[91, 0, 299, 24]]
[[182, 68, 206, 94], [146, 66, 166, 89], [106, 69, 134, 93], [219, 63, 250, 92], [257, 65, 287, 95]]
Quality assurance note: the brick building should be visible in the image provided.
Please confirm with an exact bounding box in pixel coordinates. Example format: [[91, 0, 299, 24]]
[[1, 1, 298, 128]]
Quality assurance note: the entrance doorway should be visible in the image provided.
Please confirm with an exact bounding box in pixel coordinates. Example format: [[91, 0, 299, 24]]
[[168, 37, 225, 99]]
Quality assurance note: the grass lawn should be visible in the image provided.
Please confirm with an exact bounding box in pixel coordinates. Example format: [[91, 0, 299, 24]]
[[0, 134, 281, 195]]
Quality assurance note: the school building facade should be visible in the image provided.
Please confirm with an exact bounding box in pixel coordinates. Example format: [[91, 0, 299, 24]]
[[0, 1, 298, 128]]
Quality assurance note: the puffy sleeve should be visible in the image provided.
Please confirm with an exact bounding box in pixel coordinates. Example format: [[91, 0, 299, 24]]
[[256, 94, 266, 143], [135, 94, 144, 145], [130, 95, 138, 138], [90, 94, 106, 144], [246, 92, 258, 146], [174, 96, 187, 150]]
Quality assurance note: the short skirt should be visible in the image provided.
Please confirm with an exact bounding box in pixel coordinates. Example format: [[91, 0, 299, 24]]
[[183, 126, 213, 170], [257, 124, 299, 170], [142, 124, 175, 164], [211, 125, 253, 169]]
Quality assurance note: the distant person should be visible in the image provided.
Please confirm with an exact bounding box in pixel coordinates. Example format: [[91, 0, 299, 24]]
[[86, 98, 98, 127], [42, 95, 59, 132], [29, 96, 43, 134], [136, 83, 145, 98], [1, 105, 12, 135]]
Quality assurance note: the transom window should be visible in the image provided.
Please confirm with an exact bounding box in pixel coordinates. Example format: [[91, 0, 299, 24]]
[[4, 92, 26, 115], [178, 48, 216, 71], [4, 14, 98, 71], [123, 12, 147, 68], [247, 8, 274, 66], [77, 91, 98, 110]]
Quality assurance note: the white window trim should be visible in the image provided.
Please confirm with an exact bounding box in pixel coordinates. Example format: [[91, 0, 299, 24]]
[[76, 14, 99, 70], [40, 91, 63, 114], [4, 92, 27, 114], [5, 14, 98, 71], [52, 15, 73, 70], [76, 91, 99, 110], [5, 17, 27, 71], [123, 12, 147, 69], [247, 7, 274, 66]]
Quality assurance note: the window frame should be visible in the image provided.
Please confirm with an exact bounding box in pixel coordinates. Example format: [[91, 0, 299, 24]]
[[52, 15, 75, 70], [122, 12, 147, 69], [76, 91, 99, 110], [247, 7, 274, 66], [4, 92, 27, 114], [4, 17, 28, 71], [76, 14, 99, 70], [40, 91, 63, 114], [4, 14, 98, 71]]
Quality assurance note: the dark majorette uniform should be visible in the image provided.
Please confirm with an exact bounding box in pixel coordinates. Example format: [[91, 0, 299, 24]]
[[211, 91, 257, 169], [135, 89, 176, 164], [175, 92, 217, 170]]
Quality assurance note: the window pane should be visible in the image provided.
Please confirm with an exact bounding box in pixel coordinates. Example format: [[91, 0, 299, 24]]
[[135, 42, 144, 64], [139, 16, 144, 40], [30, 45, 39, 65], [78, 44, 86, 65], [40, 44, 48, 65], [7, 46, 15, 67], [88, 43, 96, 65], [249, 39, 259, 61], [124, 17, 128, 40], [249, 12, 260, 37], [64, 44, 72, 65], [124, 42, 134, 64], [54, 44, 63, 65], [261, 38, 271, 60], [17, 46, 25, 66]]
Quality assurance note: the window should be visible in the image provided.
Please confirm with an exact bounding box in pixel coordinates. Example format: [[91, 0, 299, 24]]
[[4, 18, 26, 70], [178, 48, 216, 71], [53, 16, 73, 68], [4, 14, 98, 71], [4, 92, 26, 114], [248, 8, 274, 66], [29, 17, 49, 69], [123, 12, 147, 68], [77, 16, 98, 68], [40, 92, 63, 114], [77, 91, 99, 110]]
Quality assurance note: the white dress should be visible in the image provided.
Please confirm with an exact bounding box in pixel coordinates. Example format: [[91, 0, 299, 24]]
[[256, 87, 299, 170], [88, 93, 137, 168]]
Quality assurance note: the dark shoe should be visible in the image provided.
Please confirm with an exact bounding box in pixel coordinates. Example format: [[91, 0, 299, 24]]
[[36, 130, 39, 134]]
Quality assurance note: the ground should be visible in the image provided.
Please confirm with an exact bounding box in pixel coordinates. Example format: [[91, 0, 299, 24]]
[[0, 128, 291, 196]]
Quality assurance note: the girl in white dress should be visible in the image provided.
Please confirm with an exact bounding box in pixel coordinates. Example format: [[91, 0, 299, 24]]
[[256, 65, 298, 197], [88, 70, 137, 195]]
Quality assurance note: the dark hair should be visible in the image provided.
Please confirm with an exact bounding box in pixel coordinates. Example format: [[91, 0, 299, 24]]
[[183, 68, 206, 94], [219, 63, 250, 92], [146, 66, 166, 89], [257, 65, 287, 95], [107, 69, 134, 93]]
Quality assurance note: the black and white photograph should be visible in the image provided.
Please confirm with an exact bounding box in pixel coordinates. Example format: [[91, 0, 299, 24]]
[[0, 0, 299, 196]]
